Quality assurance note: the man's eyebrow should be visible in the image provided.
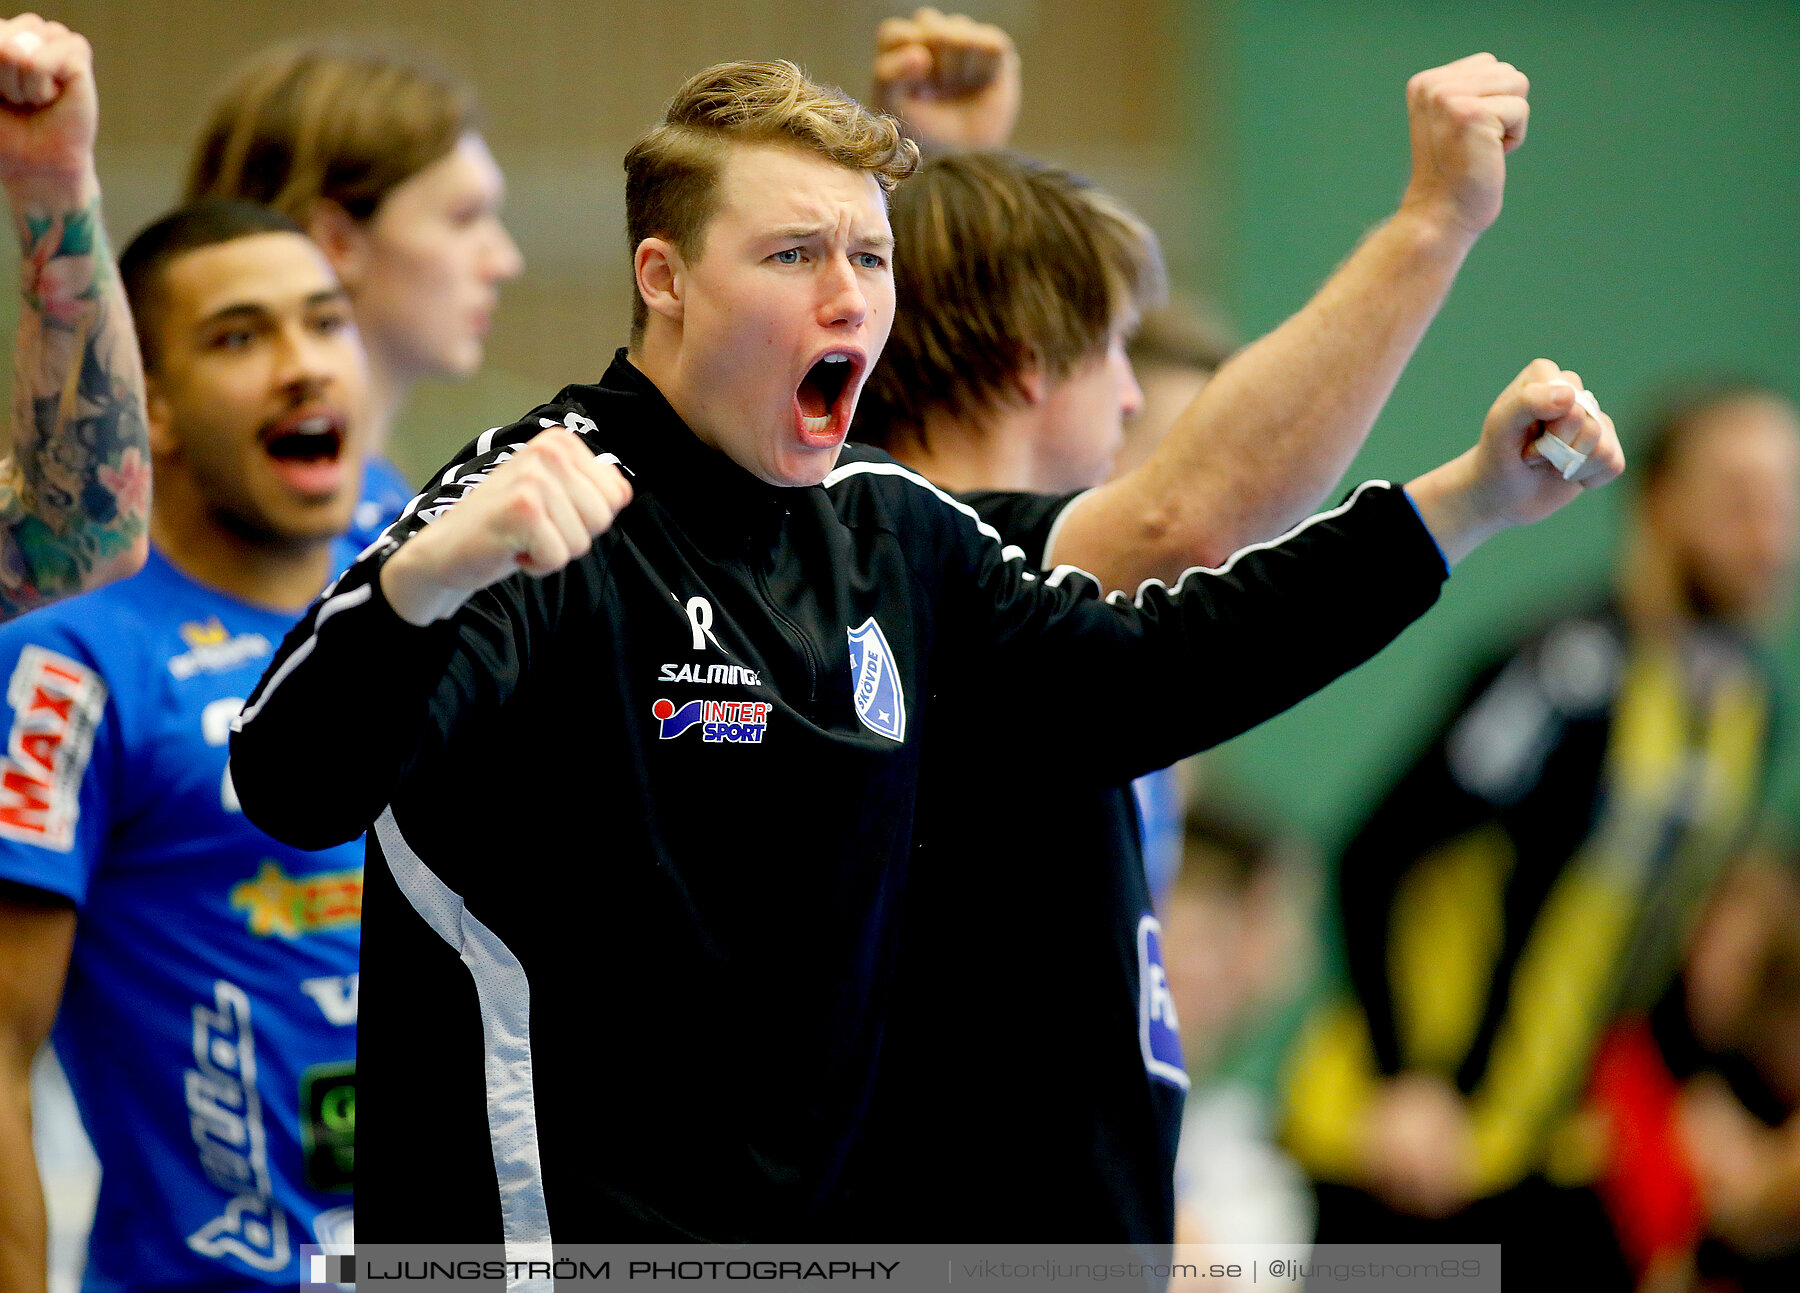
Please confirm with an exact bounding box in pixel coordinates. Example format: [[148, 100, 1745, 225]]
[[762, 226, 895, 251], [194, 302, 272, 329], [194, 287, 349, 329]]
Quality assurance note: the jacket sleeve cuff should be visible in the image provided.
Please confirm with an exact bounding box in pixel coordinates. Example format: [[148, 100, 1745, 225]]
[[1396, 483, 1452, 581]]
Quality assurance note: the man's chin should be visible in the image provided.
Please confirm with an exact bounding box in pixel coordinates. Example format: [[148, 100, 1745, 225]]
[[757, 444, 844, 490], [263, 500, 357, 546], [435, 340, 485, 380]]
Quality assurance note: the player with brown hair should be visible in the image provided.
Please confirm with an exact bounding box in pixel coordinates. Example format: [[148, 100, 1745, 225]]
[[186, 39, 521, 544], [843, 17, 1559, 1239]]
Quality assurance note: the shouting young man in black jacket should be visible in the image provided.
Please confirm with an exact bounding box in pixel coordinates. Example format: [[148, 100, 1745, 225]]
[[230, 59, 1621, 1247]]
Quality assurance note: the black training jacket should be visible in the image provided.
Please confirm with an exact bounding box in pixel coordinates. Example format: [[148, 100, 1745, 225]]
[[230, 350, 1447, 1244], [834, 488, 1186, 1243]]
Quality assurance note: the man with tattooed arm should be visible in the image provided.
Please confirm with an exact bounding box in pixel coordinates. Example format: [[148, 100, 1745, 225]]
[[0, 10, 371, 1288], [0, 12, 149, 618]]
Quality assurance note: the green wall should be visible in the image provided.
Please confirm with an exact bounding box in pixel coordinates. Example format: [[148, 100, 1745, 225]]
[[1205, 0, 1800, 849]]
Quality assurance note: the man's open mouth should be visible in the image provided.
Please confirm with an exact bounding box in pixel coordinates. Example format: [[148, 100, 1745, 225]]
[[794, 351, 860, 441], [261, 409, 350, 497], [264, 414, 344, 463]]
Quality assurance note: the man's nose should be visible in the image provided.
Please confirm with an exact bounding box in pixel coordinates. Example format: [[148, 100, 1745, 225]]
[[1120, 357, 1145, 417], [819, 256, 868, 328], [484, 218, 524, 283], [275, 321, 338, 395]]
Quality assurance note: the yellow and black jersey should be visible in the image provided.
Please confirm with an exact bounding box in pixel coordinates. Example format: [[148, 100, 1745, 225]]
[[1285, 606, 1773, 1198]]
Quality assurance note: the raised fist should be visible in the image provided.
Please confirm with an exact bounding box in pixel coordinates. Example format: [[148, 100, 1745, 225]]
[[0, 14, 97, 186], [1400, 52, 1531, 238], [1405, 358, 1625, 566], [873, 7, 1020, 151], [380, 426, 634, 625]]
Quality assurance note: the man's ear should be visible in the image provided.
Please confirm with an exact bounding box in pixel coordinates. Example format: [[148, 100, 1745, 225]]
[[1012, 359, 1049, 407], [145, 376, 178, 457], [635, 237, 685, 326], [305, 198, 369, 290]]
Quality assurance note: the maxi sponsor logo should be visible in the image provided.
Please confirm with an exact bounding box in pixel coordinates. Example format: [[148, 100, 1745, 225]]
[[652, 698, 770, 744], [0, 646, 106, 850]]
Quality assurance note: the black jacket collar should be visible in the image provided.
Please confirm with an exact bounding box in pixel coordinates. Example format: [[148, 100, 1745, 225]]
[[557, 349, 795, 549]]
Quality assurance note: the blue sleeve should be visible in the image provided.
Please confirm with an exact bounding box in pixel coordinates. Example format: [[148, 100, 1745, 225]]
[[0, 614, 118, 905], [347, 455, 419, 550]]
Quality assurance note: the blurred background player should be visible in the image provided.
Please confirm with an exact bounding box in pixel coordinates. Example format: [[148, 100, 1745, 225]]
[[1161, 802, 1321, 1255], [1584, 846, 1800, 1292], [0, 13, 148, 618], [1280, 384, 1800, 1286], [185, 39, 522, 546], [843, 11, 1547, 1241], [0, 198, 367, 1292], [1651, 850, 1800, 1290]]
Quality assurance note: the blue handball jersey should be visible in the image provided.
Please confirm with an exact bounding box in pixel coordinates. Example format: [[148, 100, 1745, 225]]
[[1133, 763, 1185, 909], [346, 455, 414, 551], [0, 547, 362, 1292]]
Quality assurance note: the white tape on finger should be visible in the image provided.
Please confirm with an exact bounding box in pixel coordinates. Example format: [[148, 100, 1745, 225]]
[[1534, 380, 1602, 481], [9, 31, 42, 54], [1533, 432, 1587, 480]]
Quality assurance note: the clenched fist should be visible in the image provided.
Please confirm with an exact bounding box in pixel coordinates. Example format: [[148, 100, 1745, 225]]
[[1400, 52, 1531, 239], [872, 6, 1020, 150], [380, 426, 633, 625], [0, 14, 96, 192], [1406, 357, 1626, 566]]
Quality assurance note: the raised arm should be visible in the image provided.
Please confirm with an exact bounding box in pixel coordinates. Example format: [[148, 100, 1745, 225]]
[[924, 359, 1620, 789], [871, 7, 1019, 151], [0, 15, 148, 619], [1051, 53, 1532, 590]]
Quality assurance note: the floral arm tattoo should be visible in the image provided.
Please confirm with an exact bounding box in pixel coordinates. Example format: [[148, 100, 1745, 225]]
[[0, 192, 150, 618]]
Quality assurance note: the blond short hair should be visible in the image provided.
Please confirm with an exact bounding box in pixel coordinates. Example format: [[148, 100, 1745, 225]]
[[624, 60, 917, 341], [185, 39, 478, 222], [859, 151, 1166, 446]]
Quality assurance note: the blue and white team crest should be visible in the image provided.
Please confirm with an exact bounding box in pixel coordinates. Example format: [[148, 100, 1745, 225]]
[[847, 616, 906, 743], [1138, 914, 1189, 1089]]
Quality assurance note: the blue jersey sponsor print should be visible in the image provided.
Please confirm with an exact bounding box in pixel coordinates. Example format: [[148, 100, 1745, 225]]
[[1137, 914, 1189, 1089], [0, 547, 363, 1292]]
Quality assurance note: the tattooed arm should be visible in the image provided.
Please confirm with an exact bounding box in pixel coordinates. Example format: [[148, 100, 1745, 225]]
[[0, 15, 148, 620]]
